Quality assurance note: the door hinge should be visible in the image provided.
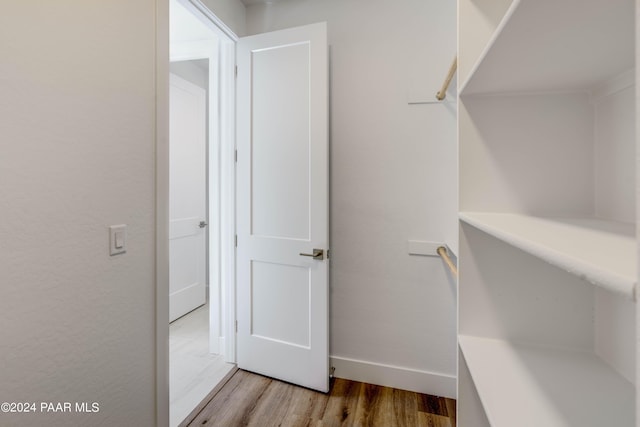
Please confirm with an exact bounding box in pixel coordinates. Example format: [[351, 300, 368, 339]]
[[235, 320, 238, 333], [327, 250, 330, 259], [235, 234, 238, 247], [235, 65, 238, 78], [235, 149, 237, 163]]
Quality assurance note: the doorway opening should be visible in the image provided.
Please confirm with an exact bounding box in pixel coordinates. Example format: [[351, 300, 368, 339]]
[[168, 0, 237, 425], [160, 2, 329, 425]]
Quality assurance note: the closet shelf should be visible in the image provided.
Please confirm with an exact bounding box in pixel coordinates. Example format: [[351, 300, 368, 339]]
[[459, 335, 634, 427], [460, 0, 634, 95], [459, 212, 637, 300]]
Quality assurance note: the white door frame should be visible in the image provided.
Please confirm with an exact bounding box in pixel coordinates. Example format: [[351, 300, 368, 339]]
[[155, 2, 170, 426], [156, 1, 237, 425]]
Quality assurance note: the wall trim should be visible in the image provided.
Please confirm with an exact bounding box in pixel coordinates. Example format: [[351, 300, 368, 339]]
[[187, 0, 239, 41], [330, 356, 456, 399]]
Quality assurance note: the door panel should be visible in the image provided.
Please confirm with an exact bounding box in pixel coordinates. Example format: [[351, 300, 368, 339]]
[[251, 42, 311, 240], [169, 73, 207, 323], [236, 22, 329, 392], [251, 261, 310, 347]]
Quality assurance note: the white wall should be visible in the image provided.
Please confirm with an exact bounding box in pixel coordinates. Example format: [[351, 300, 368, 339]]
[[201, 0, 246, 36], [594, 73, 636, 223], [0, 2, 158, 426], [246, 0, 458, 397], [459, 93, 595, 215]]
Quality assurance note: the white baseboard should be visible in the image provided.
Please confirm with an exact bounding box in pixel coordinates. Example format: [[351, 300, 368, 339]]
[[330, 356, 456, 399]]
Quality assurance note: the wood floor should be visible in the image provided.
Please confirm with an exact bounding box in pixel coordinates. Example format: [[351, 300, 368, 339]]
[[184, 370, 456, 427]]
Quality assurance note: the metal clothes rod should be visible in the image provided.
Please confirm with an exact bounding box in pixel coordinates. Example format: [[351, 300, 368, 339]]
[[435, 57, 457, 101], [437, 246, 458, 278]]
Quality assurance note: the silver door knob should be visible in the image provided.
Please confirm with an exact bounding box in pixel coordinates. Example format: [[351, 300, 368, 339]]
[[300, 248, 324, 260]]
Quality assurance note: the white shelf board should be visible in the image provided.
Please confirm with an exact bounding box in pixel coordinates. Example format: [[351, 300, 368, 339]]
[[460, 0, 635, 95], [459, 335, 634, 427], [459, 212, 636, 299]]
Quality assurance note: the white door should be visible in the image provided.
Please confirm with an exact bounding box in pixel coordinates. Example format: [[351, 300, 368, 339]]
[[236, 22, 329, 392], [169, 73, 207, 322]]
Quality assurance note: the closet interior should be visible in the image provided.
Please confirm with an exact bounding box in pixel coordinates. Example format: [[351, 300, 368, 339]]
[[456, 0, 637, 425]]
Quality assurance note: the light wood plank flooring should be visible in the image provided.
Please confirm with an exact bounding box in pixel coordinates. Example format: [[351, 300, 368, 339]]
[[170, 304, 235, 427], [185, 370, 456, 427]]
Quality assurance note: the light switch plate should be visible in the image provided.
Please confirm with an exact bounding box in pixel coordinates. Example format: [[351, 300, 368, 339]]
[[109, 225, 127, 256]]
